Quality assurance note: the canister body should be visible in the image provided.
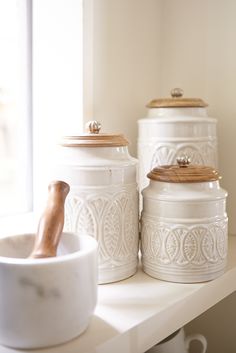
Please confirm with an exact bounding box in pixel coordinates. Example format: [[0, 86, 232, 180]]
[[141, 180, 228, 283], [55, 146, 139, 284], [138, 109, 218, 198]]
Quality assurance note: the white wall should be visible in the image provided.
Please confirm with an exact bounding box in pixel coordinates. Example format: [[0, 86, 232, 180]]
[[89, 0, 161, 156], [91, 0, 236, 235], [185, 292, 236, 353], [159, 2, 236, 352], [91, 1, 236, 352], [159, 0, 236, 236]]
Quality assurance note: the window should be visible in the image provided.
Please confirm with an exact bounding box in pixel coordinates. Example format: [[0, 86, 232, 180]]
[[0, 0, 85, 221], [0, 0, 32, 216], [33, 0, 84, 211]]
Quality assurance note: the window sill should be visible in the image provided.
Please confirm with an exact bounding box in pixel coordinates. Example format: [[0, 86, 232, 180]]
[[0, 212, 37, 237]]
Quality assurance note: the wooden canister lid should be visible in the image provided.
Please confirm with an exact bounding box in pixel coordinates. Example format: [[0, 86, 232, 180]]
[[147, 156, 220, 183], [147, 88, 208, 108], [61, 120, 129, 147]]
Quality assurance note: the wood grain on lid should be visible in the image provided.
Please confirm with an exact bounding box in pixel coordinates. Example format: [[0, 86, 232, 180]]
[[60, 134, 129, 147], [147, 98, 208, 108], [147, 165, 220, 183]]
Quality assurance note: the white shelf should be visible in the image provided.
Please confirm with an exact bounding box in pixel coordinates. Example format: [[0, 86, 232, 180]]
[[1, 235, 236, 353]]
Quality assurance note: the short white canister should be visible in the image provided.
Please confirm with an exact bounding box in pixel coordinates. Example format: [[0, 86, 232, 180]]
[[141, 156, 228, 283], [54, 121, 139, 284], [138, 88, 218, 204]]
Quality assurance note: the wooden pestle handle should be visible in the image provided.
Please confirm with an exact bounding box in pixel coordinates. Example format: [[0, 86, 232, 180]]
[[29, 181, 70, 259]]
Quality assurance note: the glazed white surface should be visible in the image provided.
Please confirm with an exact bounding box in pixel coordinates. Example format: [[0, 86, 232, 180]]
[[54, 145, 139, 284], [146, 107, 208, 118], [141, 179, 228, 283], [137, 106, 218, 210]]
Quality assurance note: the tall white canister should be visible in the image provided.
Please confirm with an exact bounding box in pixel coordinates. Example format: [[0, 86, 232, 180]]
[[53, 121, 139, 284], [138, 88, 218, 206]]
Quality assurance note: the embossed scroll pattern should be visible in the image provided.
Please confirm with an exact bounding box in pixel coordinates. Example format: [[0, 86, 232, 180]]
[[151, 141, 217, 169], [65, 185, 139, 281], [141, 218, 227, 267], [138, 140, 218, 205]]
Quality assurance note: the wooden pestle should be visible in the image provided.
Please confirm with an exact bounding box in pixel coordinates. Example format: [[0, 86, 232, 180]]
[[29, 181, 70, 259]]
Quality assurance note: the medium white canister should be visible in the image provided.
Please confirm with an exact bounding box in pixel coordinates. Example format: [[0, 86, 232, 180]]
[[141, 156, 228, 283], [54, 121, 139, 284], [138, 88, 218, 203]]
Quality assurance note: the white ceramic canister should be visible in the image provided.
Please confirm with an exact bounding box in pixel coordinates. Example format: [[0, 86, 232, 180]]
[[141, 156, 228, 283], [138, 88, 218, 207], [54, 121, 139, 284]]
